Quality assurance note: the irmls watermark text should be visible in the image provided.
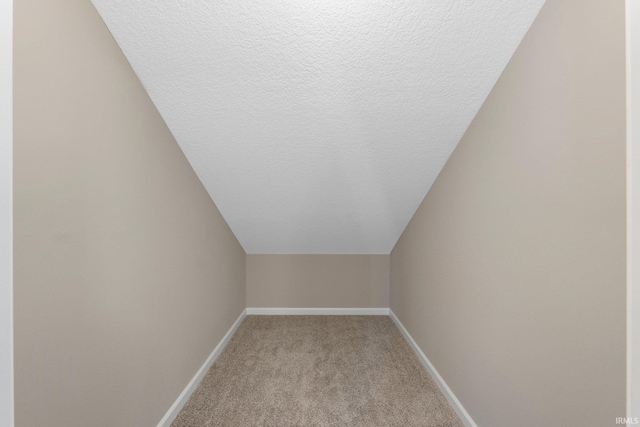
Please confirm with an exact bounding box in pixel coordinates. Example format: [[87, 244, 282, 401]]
[[617, 417, 640, 425]]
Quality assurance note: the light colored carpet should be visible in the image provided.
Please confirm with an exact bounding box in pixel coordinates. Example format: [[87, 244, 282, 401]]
[[171, 315, 464, 427]]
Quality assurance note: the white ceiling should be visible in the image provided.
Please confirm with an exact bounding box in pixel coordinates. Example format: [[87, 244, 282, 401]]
[[92, 0, 545, 254]]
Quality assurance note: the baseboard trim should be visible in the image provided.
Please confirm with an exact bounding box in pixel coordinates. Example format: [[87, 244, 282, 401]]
[[389, 310, 478, 427], [156, 309, 247, 427], [246, 307, 389, 315]]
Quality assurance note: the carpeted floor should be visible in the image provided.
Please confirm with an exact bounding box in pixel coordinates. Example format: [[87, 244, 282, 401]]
[[171, 315, 464, 427]]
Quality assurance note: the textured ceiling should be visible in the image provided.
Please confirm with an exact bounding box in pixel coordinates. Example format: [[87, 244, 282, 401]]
[[92, 0, 545, 254]]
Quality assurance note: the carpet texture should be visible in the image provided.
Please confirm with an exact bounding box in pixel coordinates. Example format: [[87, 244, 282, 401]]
[[171, 315, 464, 427]]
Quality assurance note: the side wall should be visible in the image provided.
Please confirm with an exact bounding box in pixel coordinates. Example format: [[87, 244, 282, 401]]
[[390, 1, 626, 426], [247, 255, 389, 309], [13, 1, 245, 426], [629, 0, 640, 418]]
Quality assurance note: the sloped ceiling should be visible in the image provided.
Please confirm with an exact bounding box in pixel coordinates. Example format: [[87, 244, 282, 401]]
[[92, 0, 545, 254]]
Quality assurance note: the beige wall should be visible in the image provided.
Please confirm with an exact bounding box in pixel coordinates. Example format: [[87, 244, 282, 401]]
[[630, 0, 640, 416], [13, 1, 246, 426], [390, 0, 626, 426], [247, 255, 389, 308]]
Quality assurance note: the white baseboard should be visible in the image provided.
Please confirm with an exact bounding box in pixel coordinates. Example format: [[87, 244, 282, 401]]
[[389, 310, 478, 427], [246, 307, 389, 315], [156, 309, 247, 427]]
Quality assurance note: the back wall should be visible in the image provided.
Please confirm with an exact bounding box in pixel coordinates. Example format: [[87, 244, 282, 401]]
[[247, 255, 389, 308]]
